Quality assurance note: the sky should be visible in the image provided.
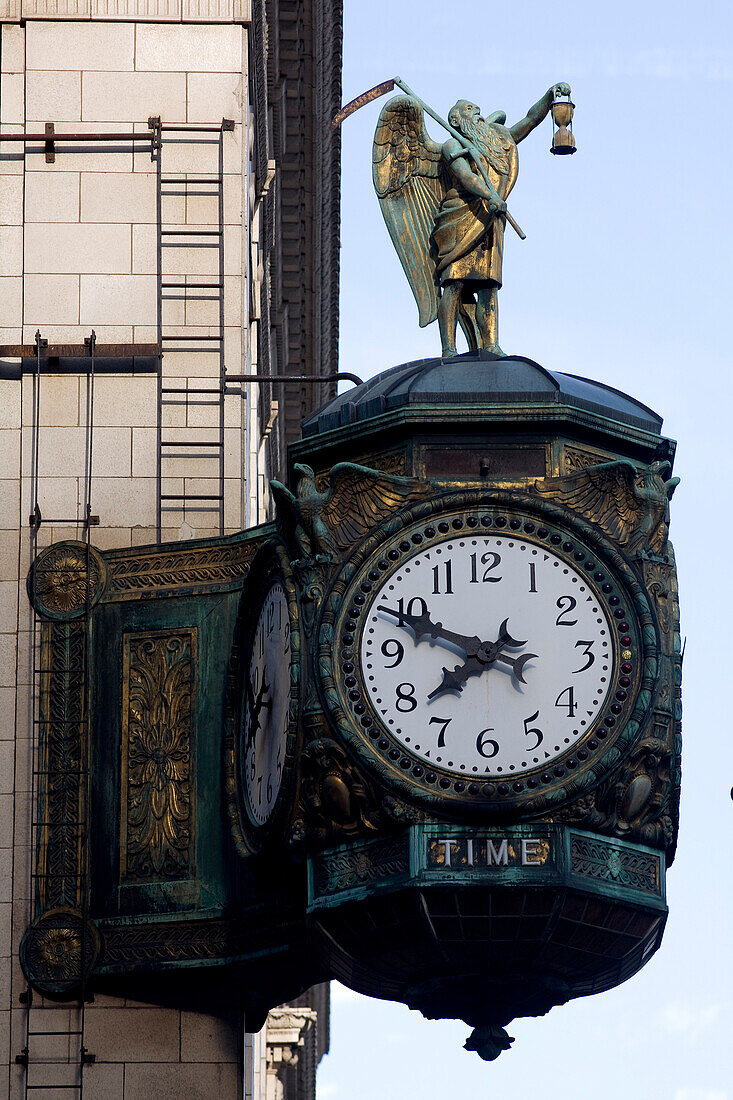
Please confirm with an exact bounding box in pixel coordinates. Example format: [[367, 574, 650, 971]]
[[318, 1, 733, 1098]]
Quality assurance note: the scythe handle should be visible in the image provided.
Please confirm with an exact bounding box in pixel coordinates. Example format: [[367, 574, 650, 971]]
[[393, 77, 526, 240]]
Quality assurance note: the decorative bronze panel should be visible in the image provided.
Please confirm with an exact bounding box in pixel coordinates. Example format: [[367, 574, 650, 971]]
[[311, 835, 409, 900], [569, 833, 661, 896], [36, 621, 87, 912], [106, 541, 258, 602], [121, 630, 196, 882]]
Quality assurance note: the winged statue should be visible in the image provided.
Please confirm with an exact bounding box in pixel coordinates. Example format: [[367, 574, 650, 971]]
[[535, 459, 680, 557], [270, 463, 431, 560], [372, 84, 570, 359]]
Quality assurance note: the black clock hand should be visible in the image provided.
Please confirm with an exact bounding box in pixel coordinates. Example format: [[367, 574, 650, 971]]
[[377, 603, 482, 657], [428, 619, 537, 699], [245, 676, 271, 747]]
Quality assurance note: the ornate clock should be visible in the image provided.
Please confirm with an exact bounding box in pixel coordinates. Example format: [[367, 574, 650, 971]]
[[319, 494, 657, 816], [227, 541, 302, 853]]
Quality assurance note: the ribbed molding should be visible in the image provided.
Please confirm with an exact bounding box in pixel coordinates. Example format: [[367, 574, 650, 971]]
[[91, 0, 180, 18], [2, 0, 251, 17], [21, 0, 90, 17], [0, 0, 21, 20]]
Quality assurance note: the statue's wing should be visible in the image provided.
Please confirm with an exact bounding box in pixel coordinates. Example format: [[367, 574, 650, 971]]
[[322, 463, 431, 553], [535, 461, 642, 546], [373, 96, 446, 327]]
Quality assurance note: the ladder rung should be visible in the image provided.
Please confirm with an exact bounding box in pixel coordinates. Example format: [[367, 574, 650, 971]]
[[160, 177, 222, 184], [160, 494, 223, 501], [161, 282, 223, 289], [28, 1030, 84, 1038], [160, 229, 222, 236], [162, 440, 222, 448], [161, 387, 223, 395], [162, 335, 222, 342]]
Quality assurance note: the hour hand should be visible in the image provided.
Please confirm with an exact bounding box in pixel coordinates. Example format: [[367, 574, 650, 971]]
[[427, 656, 484, 700], [376, 603, 481, 656]]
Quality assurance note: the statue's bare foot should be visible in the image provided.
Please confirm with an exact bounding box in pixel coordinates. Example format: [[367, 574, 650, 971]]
[[441, 345, 459, 359], [483, 343, 505, 357]]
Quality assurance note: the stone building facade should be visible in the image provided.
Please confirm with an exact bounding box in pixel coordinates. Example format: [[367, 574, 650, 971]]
[[0, 1, 341, 1096]]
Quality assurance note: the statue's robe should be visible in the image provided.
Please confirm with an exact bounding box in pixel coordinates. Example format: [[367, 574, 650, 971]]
[[433, 123, 518, 287]]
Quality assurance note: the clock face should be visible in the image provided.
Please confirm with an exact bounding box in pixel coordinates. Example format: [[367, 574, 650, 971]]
[[323, 505, 652, 814], [242, 581, 292, 826], [360, 535, 613, 776]]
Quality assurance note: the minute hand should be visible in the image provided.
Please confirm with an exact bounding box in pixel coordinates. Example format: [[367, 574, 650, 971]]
[[376, 603, 481, 656]]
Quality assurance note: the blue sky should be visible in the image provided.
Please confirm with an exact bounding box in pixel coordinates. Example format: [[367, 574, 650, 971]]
[[318, 1, 733, 1097]]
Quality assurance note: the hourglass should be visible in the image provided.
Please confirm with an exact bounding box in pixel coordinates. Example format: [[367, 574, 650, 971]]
[[550, 92, 576, 155]]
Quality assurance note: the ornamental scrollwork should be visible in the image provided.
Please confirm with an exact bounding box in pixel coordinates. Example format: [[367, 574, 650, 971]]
[[121, 631, 195, 881], [28, 541, 106, 620], [20, 907, 101, 996]]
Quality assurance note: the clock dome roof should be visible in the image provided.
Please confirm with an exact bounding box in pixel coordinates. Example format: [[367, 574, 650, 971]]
[[301, 351, 664, 437]]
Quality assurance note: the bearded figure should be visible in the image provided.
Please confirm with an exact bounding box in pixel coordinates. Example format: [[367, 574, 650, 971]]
[[373, 84, 570, 357]]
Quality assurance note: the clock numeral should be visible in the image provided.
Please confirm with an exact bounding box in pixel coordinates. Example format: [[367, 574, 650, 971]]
[[395, 682, 418, 712], [555, 685, 578, 717], [555, 595, 578, 627], [397, 596, 428, 618], [381, 639, 404, 668], [528, 562, 537, 593], [432, 559, 453, 594], [476, 728, 499, 758], [572, 640, 595, 673], [266, 776, 273, 803], [469, 551, 502, 584], [523, 709, 543, 749], [429, 715, 452, 747]]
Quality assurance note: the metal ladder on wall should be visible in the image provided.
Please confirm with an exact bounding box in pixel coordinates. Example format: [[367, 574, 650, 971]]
[[152, 117, 235, 541], [17, 333, 98, 1098]]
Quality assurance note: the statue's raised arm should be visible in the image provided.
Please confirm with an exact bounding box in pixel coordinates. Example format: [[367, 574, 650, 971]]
[[510, 82, 572, 144]]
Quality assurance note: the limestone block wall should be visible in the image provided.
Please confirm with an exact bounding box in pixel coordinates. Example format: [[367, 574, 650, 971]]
[[0, 18, 250, 546], [0, 13, 254, 1099]]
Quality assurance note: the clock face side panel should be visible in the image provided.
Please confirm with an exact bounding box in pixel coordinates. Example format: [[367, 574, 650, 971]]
[[225, 541, 302, 855], [317, 492, 658, 818]]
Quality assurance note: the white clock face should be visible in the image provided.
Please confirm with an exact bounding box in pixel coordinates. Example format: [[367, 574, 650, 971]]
[[243, 581, 291, 825], [360, 534, 616, 777]]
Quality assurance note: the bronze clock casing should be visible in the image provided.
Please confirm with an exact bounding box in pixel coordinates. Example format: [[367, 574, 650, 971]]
[[318, 493, 656, 818]]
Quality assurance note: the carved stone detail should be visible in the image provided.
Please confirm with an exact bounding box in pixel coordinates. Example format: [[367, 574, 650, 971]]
[[28, 541, 106, 621], [121, 631, 195, 881], [266, 1007, 319, 1100], [569, 834, 661, 895]]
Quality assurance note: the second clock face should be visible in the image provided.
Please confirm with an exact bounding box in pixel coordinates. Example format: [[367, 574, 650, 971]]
[[360, 533, 615, 776], [242, 580, 292, 826]]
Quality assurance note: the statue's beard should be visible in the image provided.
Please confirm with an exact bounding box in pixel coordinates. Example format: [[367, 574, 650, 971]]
[[458, 116, 494, 156]]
